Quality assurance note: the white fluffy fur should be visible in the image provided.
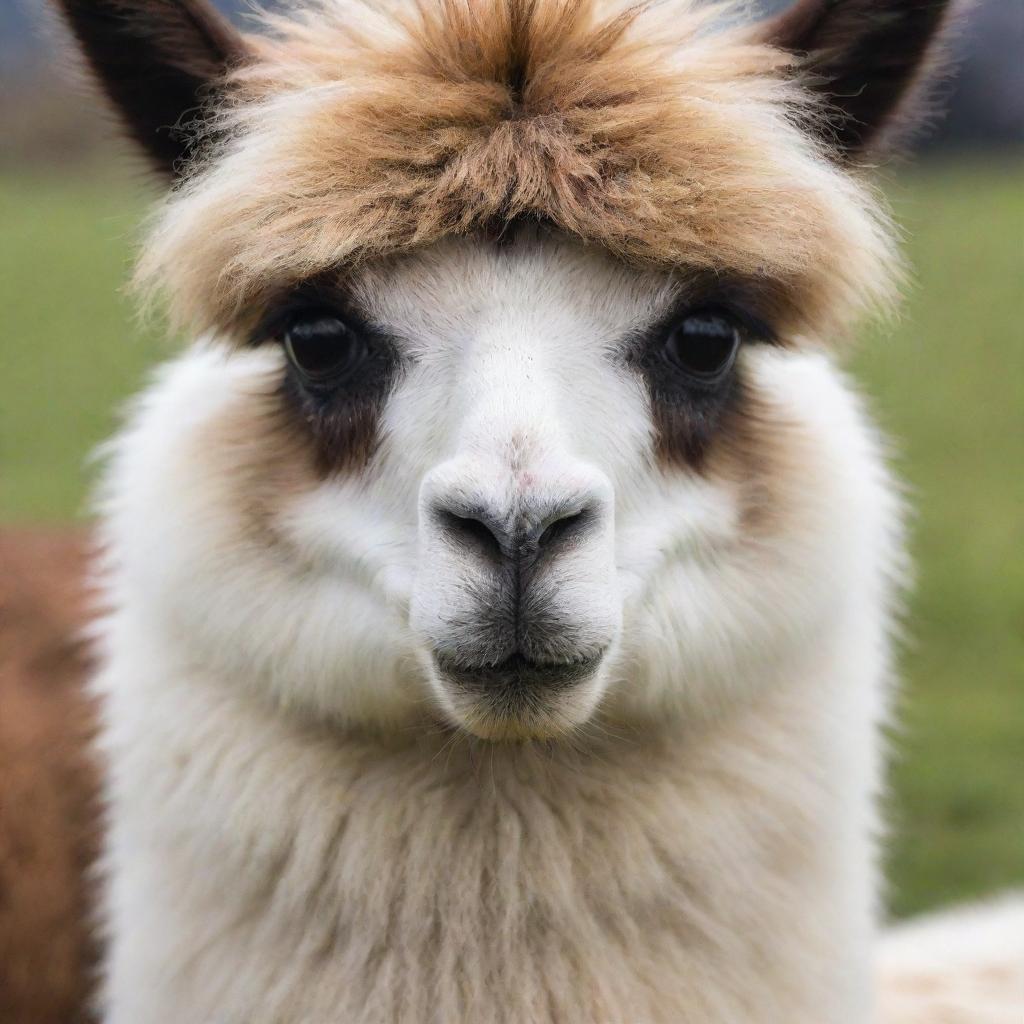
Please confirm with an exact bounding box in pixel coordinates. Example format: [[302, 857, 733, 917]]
[[95, 238, 906, 1022], [879, 897, 1024, 1023]]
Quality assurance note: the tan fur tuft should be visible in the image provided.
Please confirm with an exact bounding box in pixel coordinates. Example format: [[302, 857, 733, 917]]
[[136, 0, 898, 341]]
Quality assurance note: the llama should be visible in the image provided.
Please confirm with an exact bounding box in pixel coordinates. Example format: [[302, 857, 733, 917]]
[[46, 0, 1023, 1021], [0, 529, 99, 1024]]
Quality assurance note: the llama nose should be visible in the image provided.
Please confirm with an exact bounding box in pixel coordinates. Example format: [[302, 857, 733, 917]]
[[430, 496, 599, 567]]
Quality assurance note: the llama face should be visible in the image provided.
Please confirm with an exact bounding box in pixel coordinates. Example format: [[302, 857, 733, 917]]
[[111, 227, 895, 741], [64, 0, 952, 739]]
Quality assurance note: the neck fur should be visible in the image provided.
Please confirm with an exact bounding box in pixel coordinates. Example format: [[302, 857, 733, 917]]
[[102, 654, 877, 1024]]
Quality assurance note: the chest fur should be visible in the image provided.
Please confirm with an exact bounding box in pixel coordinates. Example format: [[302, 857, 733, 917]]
[[102, 674, 873, 1024]]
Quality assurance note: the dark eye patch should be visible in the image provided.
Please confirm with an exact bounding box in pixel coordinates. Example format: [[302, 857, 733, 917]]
[[252, 282, 401, 474], [626, 289, 776, 469]]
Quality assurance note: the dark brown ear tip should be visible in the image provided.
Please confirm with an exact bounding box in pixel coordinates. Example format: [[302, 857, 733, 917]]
[[754, 0, 829, 54], [856, 9, 966, 162], [49, 0, 249, 179], [758, 0, 961, 161]]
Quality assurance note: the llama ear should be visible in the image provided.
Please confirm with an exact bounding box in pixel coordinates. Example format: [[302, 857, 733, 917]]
[[52, 0, 250, 177], [759, 0, 957, 159]]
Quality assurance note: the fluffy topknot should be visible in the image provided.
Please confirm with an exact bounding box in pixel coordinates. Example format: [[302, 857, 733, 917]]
[[137, 0, 898, 340]]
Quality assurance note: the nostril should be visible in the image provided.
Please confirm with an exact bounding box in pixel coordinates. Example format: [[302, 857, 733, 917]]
[[536, 505, 593, 553], [428, 487, 607, 566], [434, 507, 507, 561]]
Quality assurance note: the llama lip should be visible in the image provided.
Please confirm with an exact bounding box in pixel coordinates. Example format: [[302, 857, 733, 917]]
[[433, 650, 605, 693]]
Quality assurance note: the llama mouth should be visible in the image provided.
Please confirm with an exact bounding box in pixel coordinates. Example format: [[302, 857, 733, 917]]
[[432, 650, 608, 742], [433, 650, 605, 694]]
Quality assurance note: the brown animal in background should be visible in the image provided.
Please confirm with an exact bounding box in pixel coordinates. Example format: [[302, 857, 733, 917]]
[[0, 528, 99, 1024]]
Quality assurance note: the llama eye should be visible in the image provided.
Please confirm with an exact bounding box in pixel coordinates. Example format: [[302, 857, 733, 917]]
[[663, 311, 741, 383], [283, 312, 367, 386]]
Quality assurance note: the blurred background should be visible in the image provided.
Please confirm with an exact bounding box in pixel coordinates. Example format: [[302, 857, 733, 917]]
[[1, 0, 1021, 919]]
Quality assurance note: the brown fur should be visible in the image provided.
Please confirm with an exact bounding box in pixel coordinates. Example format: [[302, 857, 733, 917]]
[[137, 0, 897, 343], [0, 528, 100, 1024]]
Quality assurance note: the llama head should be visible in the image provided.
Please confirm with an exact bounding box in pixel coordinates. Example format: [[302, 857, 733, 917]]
[[61, 0, 952, 741]]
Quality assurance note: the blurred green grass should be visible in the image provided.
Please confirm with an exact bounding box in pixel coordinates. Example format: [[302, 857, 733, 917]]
[[851, 164, 1024, 917], [1, 162, 1021, 917], [1, 172, 167, 518]]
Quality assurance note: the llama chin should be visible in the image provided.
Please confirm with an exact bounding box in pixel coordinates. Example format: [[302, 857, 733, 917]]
[[39, 0, 1023, 1021]]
